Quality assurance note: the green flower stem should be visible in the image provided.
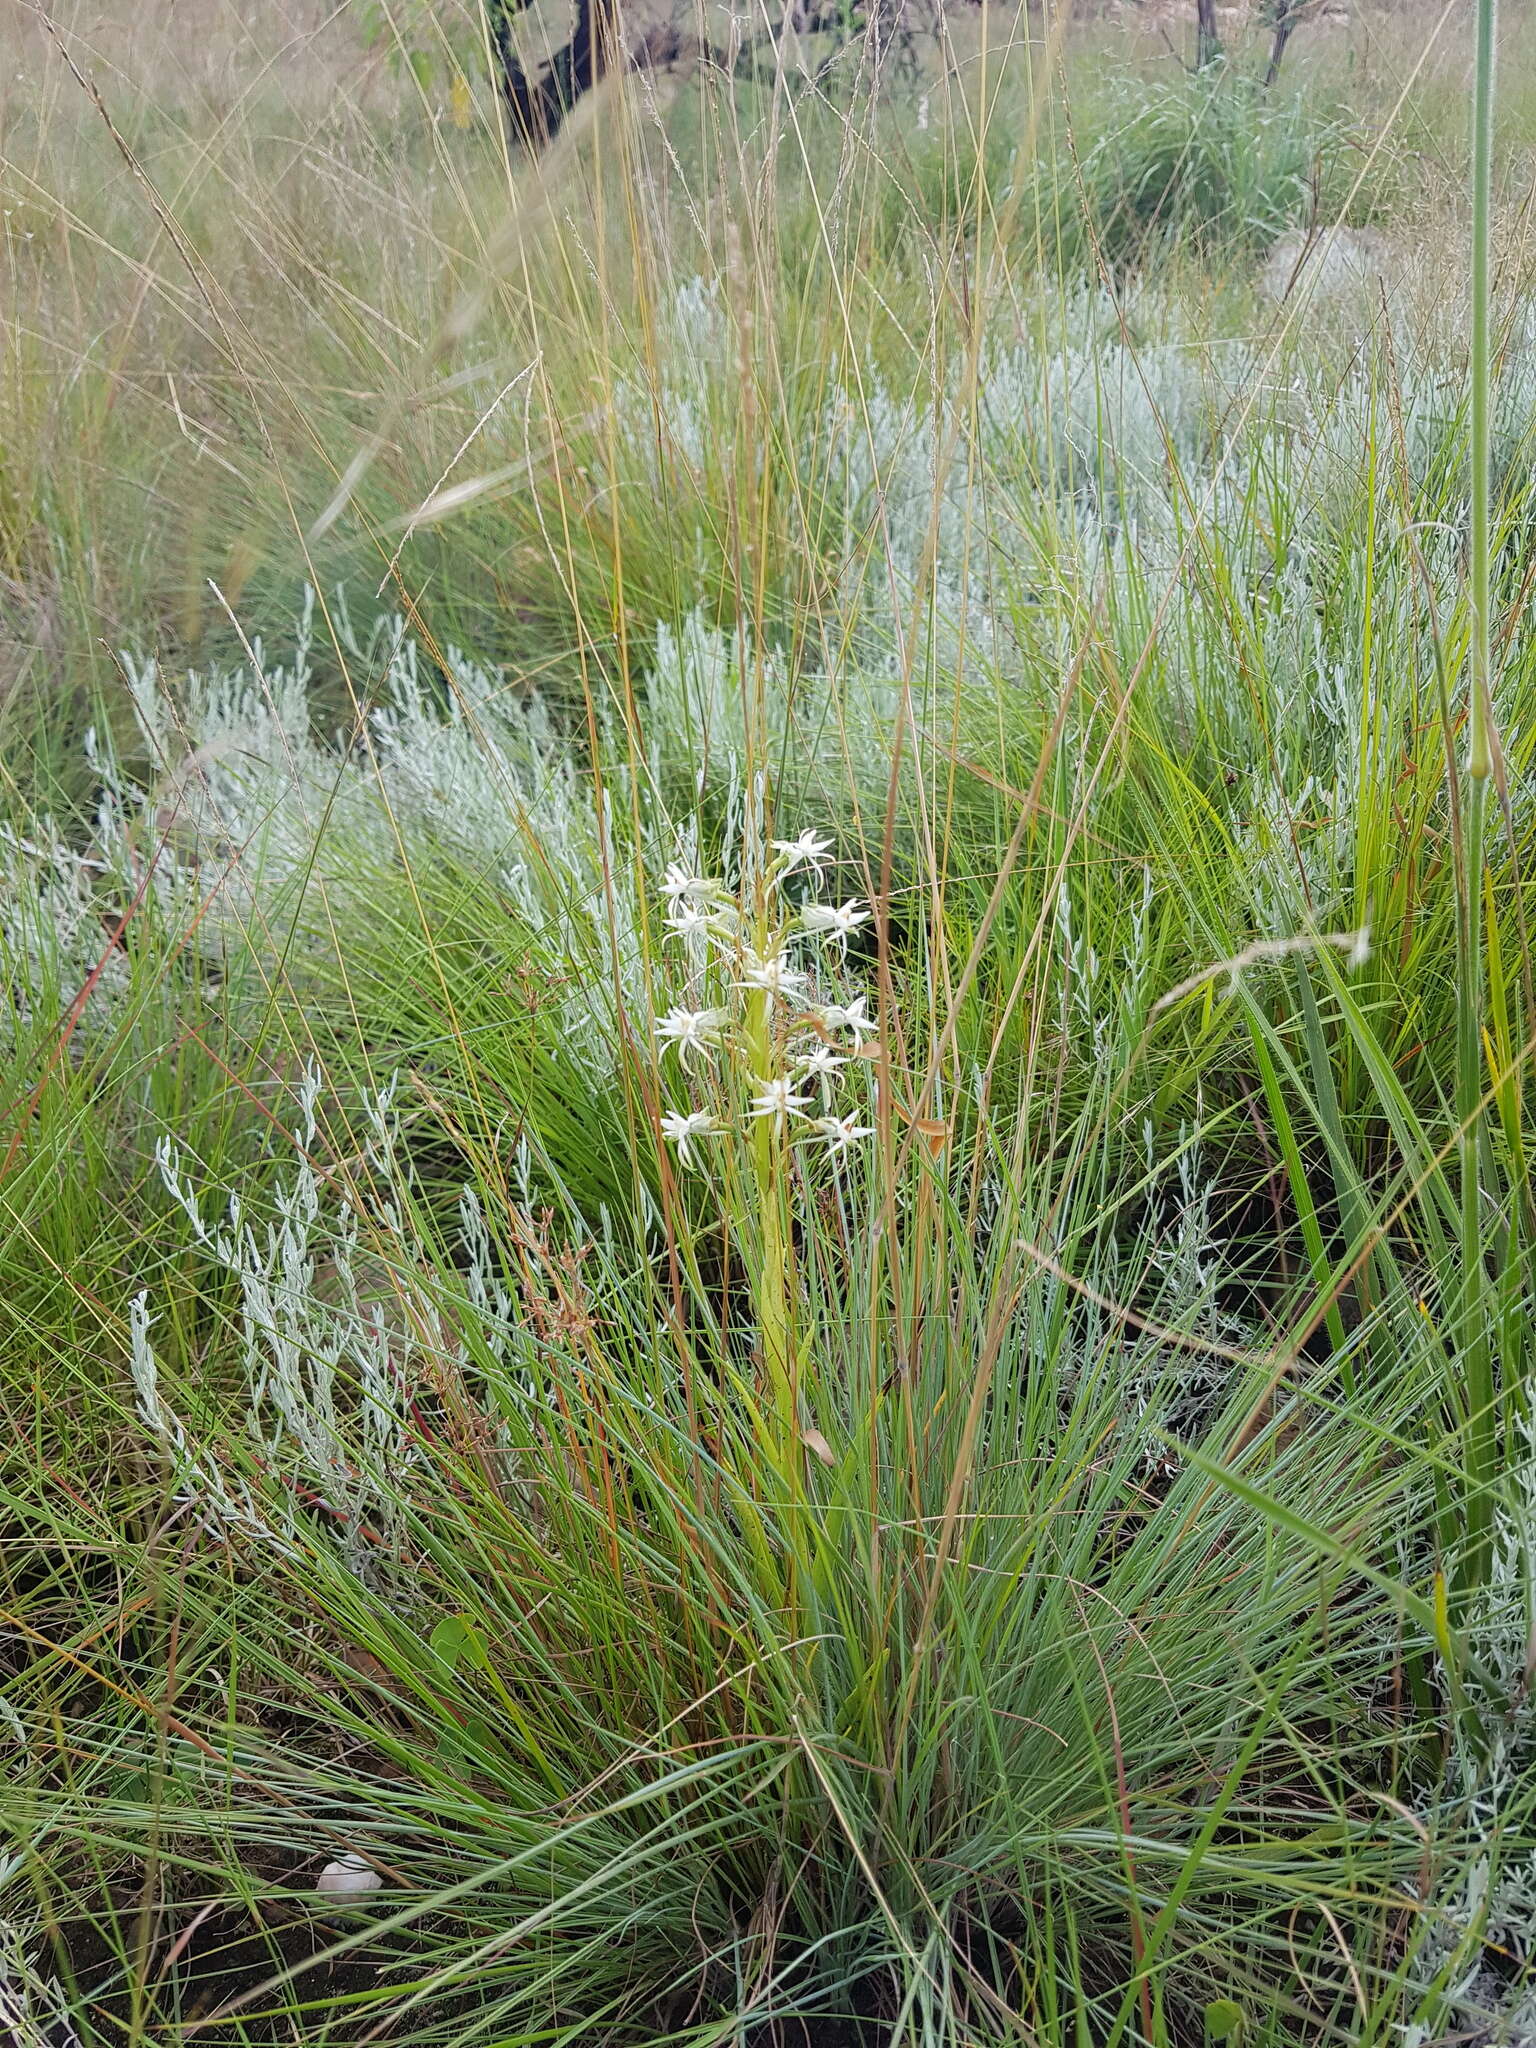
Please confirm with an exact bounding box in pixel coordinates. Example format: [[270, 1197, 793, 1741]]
[[744, 977, 797, 1490]]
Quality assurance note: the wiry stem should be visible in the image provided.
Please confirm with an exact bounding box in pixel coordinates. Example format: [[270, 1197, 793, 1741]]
[[1458, 0, 1498, 1587]]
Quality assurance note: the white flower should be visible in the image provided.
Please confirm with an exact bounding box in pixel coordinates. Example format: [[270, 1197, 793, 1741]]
[[794, 1042, 847, 1084], [748, 1076, 811, 1126], [656, 1005, 728, 1069], [772, 830, 834, 879], [661, 862, 719, 906], [801, 899, 870, 952], [816, 994, 876, 1047], [738, 948, 807, 998], [659, 1109, 722, 1166], [664, 899, 722, 942], [811, 1112, 875, 1155]]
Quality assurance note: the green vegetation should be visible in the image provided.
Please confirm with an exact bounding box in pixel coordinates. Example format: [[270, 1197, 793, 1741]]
[[5, 2, 1536, 2041]]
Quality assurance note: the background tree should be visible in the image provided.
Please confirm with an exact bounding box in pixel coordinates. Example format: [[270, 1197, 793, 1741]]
[[486, 0, 941, 149], [1196, 0, 1222, 69], [487, 0, 622, 147], [1263, 0, 1324, 86]]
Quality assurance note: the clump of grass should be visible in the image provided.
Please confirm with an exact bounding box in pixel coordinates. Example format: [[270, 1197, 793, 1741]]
[[5, 3, 1536, 2043], [891, 62, 1396, 277], [1064, 69, 1379, 264], [0, 808, 1458, 2040]]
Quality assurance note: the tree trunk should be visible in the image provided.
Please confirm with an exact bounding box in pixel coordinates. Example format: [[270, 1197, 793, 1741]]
[[488, 0, 906, 152], [1196, 0, 1221, 68], [1263, 4, 1298, 86], [490, 0, 620, 150]]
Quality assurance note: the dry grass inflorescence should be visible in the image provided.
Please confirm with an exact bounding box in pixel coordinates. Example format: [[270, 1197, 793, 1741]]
[[6, 0, 1536, 2042]]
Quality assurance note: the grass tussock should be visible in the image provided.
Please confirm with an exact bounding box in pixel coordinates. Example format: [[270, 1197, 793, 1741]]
[[7, 1, 1536, 2042]]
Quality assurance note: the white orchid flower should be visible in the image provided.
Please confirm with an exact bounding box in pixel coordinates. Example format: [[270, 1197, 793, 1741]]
[[655, 1005, 728, 1069], [664, 899, 718, 941], [816, 993, 876, 1047], [801, 898, 868, 938], [738, 949, 807, 999], [661, 862, 720, 906], [811, 1112, 875, 1156], [771, 830, 835, 879], [659, 1109, 722, 1166], [794, 1042, 847, 1086], [748, 1077, 811, 1127]]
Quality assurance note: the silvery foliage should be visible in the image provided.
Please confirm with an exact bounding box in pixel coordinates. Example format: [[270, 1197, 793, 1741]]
[[13, 276, 1536, 1082], [631, 274, 1536, 877], [973, 851, 1247, 1464], [631, 278, 1264, 809], [820, 278, 1256, 672], [1406, 1801, 1536, 2045], [363, 618, 649, 1064], [7, 592, 652, 1075], [13, 592, 386, 1021], [1240, 592, 1365, 936], [1400, 1409, 1536, 2042], [1112, 1116, 1246, 1465], [608, 274, 730, 599], [0, 823, 130, 1039], [1020, 1133, 1244, 1472], [821, 374, 1000, 678], [1052, 860, 1157, 1068], [616, 271, 730, 482], [137, 1068, 515, 1576], [0, 1922, 81, 2048], [646, 611, 791, 790], [129, 1291, 275, 1549], [118, 590, 389, 945], [1224, 304, 1533, 943]]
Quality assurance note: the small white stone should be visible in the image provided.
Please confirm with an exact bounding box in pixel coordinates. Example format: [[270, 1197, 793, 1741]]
[[317, 1852, 383, 1895]]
